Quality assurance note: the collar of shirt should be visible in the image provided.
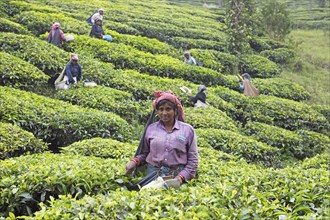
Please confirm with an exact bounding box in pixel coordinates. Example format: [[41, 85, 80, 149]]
[[157, 119, 180, 132]]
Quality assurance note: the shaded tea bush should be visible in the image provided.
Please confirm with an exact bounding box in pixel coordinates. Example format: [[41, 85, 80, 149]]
[[0, 18, 30, 35], [0, 32, 67, 75], [241, 54, 281, 78], [61, 137, 136, 159], [53, 86, 151, 123], [184, 107, 238, 132], [66, 35, 228, 86], [243, 121, 330, 159], [210, 87, 329, 133], [169, 36, 226, 51], [15, 10, 89, 36], [196, 128, 281, 167], [313, 104, 330, 123], [0, 52, 49, 92], [301, 152, 330, 170], [0, 153, 125, 217], [0, 122, 48, 159], [190, 49, 240, 74], [253, 77, 311, 101], [260, 48, 296, 65], [0, 86, 133, 147]]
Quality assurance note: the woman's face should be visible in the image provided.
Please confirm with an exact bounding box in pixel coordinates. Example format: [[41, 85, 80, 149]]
[[157, 103, 176, 124]]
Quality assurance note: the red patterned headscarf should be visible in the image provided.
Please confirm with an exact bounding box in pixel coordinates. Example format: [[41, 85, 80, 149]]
[[152, 90, 184, 121]]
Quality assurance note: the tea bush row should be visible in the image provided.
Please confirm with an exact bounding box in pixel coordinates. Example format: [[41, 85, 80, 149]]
[[196, 128, 282, 167], [0, 32, 67, 75], [0, 153, 125, 217], [0, 52, 49, 92], [243, 121, 330, 160], [210, 87, 329, 133], [0, 122, 48, 160], [0, 86, 133, 147], [23, 154, 330, 219], [0, 17, 30, 35], [0, 32, 310, 102], [53, 86, 151, 123]]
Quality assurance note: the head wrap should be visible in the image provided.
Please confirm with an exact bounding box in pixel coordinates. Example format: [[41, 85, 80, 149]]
[[52, 22, 60, 30], [184, 51, 191, 57], [198, 85, 208, 94], [152, 90, 184, 121], [242, 73, 251, 81], [70, 53, 79, 61], [98, 8, 104, 12]]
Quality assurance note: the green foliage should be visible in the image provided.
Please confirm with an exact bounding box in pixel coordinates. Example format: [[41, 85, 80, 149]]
[[0, 153, 125, 216], [67, 35, 228, 86], [190, 49, 240, 74], [210, 87, 328, 133], [0, 86, 133, 146], [313, 104, 330, 122], [62, 137, 136, 159], [53, 85, 151, 123], [15, 10, 89, 36], [260, 0, 292, 40], [196, 128, 281, 167], [0, 52, 49, 92], [0, 32, 67, 75], [253, 77, 311, 101], [0, 17, 30, 35], [106, 30, 180, 58], [184, 107, 238, 132], [224, 0, 258, 55], [260, 48, 296, 65], [0, 122, 48, 159], [244, 121, 330, 159], [169, 36, 227, 51], [301, 152, 330, 169], [241, 54, 281, 78]]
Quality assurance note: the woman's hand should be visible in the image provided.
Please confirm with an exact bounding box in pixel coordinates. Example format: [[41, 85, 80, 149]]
[[125, 160, 137, 175], [175, 175, 183, 185]]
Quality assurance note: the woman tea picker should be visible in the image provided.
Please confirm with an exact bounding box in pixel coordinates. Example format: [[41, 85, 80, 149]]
[[125, 90, 199, 187]]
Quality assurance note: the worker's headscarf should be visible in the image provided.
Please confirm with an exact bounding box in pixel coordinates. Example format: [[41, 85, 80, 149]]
[[70, 53, 79, 61], [242, 73, 252, 82], [152, 90, 184, 121], [184, 51, 191, 57], [98, 8, 104, 12], [52, 22, 60, 30], [198, 85, 208, 94]]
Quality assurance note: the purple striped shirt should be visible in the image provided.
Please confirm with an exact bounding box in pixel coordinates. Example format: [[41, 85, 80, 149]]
[[137, 120, 198, 181]]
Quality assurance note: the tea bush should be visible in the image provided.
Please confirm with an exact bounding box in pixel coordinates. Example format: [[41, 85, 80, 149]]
[[61, 137, 136, 159], [0, 153, 126, 217], [53, 85, 151, 123], [184, 107, 238, 132], [196, 128, 281, 167], [260, 48, 296, 64], [14, 11, 89, 36], [0, 32, 67, 75], [0, 52, 49, 92], [0, 122, 48, 159], [243, 121, 330, 159], [0, 17, 30, 35], [241, 54, 281, 78], [0, 86, 133, 147]]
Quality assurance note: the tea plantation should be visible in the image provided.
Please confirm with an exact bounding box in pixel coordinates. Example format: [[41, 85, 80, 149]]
[[0, 0, 329, 219]]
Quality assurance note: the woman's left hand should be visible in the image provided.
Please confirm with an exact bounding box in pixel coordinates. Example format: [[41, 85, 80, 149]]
[[175, 176, 183, 185]]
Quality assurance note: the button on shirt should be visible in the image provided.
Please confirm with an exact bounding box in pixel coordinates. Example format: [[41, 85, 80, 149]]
[[137, 120, 198, 181]]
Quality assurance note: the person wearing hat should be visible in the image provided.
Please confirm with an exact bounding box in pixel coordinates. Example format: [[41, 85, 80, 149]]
[[189, 85, 209, 107], [125, 90, 199, 187], [239, 73, 259, 97], [91, 8, 104, 25], [89, 18, 105, 39], [47, 22, 65, 47], [63, 53, 82, 85], [183, 51, 197, 65]]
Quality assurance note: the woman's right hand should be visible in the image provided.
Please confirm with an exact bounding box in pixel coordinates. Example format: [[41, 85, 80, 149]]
[[125, 160, 137, 175]]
